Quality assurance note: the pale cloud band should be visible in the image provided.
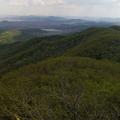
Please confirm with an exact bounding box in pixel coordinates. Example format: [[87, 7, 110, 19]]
[[4, 0, 64, 6], [0, 0, 120, 17]]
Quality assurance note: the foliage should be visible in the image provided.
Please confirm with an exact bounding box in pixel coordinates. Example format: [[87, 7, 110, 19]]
[[66, 27, 120, 61], [0, 26, 120, 119], [0, 57, 120, 120]]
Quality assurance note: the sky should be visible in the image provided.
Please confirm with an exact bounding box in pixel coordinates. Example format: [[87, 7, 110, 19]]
[[0, 0, 120, 17]]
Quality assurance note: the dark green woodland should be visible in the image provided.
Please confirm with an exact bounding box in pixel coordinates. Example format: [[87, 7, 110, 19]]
[[0, 26, 120, 120]]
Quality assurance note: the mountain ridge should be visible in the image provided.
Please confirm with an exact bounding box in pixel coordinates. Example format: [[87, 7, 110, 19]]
[[0, 26, 120, 119]]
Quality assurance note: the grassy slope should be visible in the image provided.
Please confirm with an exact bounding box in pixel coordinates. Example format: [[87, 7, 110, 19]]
[[0, 57, 120, 120], [0, 30, 21, 43]]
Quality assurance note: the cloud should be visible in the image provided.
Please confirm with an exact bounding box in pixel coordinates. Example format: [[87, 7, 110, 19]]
[[4, 0, 65, 6], [67, 0, 118, 5], [0, 0, 119, 17]]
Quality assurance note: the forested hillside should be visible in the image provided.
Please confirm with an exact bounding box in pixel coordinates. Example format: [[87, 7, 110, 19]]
[[0, 28, 65, 44], [0, 26, 120, 119], [1, 57, 120, 120], [66, 27, 120, 61]]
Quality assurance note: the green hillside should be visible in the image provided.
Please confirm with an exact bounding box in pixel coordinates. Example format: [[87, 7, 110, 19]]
[[0, 26, 120, 119], [0, 33, 83, 74], [0, 57, 120, 120], [0, 30, 21, 43], [0, 28, 63, 44], [0, 26, 120, 75], [65, 27, 120, 61]]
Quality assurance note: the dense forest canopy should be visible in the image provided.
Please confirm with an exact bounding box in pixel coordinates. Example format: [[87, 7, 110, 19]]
[[0, 26, 119, 119]]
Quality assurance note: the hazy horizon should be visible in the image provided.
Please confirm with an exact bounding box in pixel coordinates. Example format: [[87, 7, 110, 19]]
[[0, 0, 120, 18]]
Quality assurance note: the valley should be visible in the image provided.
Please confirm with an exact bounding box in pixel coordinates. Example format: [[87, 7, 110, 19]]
[[0, 22, 119, 119], [0, 16, 119, 120]]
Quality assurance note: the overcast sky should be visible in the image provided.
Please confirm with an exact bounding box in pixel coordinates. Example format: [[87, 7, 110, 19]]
[[0, 0, 120, 17]]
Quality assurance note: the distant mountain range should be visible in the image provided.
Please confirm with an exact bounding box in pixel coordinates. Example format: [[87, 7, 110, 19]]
[[0, 16, 113, 34]]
